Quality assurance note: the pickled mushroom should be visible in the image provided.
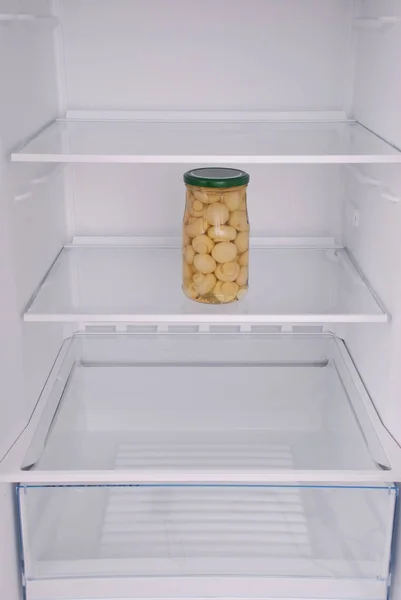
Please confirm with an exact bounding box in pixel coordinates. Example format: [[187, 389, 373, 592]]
[[193, 253, 217, 274], [215, 261, 241, 282], [222, 190, 242, 211], [214, 281, 239, 303], [183, 281, 198, 299], [183, 245, 195, 264], [183, 261, 192, 280], [229, 210, 249, 232], [189, 199, 204, 217], [236, 266, 248, 287], [192, 234, 214, 255], [211, 241, 238, 264], [207, 225, 237, 242], [235, 231, 249, 254], [237, 286, 248, 300], [193, 272, 216, 295], [239, 250, 249, 266], [193, 189, 222, 204], [186, 217, 207, 238], [206, 202, 229, 227]]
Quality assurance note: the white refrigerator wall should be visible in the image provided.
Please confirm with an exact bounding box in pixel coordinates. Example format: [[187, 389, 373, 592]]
[[343, 4, 401, 597], [60, 0, 353, 112], [0, 1, 66, 599], [0, 0, 66, 457], [343, 0, 401, 442]]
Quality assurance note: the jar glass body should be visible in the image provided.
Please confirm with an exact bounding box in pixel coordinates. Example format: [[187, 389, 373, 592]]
[[182, 184, 249, 304]]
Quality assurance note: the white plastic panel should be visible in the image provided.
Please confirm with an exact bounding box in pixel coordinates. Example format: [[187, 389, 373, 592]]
[[60, 0, 351, 112], [12, 119, 401, 164], [23, 240, 387, 324]]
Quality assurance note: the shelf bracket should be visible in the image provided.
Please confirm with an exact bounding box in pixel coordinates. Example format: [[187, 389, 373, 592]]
[[0, 13, 58, 28], [346, 165, 400, 203], [353, 16, 401, 30], [14, 165, 63, 203], [29, 164, 63, 186]]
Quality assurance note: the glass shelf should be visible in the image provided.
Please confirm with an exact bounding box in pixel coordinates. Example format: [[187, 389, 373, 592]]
[[12, 119, 401, 164], [24, 241, 387, 324], [14, 332, 401, 483]]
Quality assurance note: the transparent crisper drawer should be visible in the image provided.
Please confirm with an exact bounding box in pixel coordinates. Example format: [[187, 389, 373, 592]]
[[18, 484, 396, 600], [18, 333, 401, 482]]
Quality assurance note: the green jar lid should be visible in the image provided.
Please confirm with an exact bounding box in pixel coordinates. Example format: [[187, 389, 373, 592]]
[[184, 167, 250, 189]]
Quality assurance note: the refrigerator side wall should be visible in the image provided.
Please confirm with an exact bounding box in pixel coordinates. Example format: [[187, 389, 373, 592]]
[[345, 3, 401, 598], [0, 1, 66, 598], [344, 0, 401, 443]]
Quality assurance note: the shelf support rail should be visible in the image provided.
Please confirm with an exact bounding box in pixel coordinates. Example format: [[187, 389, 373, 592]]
[[14, 165, 64, 203], [346, 165, 400, 203], [0, 13, 58, 27], [353, 16, 401, 30]]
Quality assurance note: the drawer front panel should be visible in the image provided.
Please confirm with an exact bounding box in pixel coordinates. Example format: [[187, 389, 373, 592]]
[[19, 483, 396, 587]]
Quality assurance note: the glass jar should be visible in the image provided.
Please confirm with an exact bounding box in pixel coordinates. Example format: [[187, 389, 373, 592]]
[[182, 167, 250, 304]]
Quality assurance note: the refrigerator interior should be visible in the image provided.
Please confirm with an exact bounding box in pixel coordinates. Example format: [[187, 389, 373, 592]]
[[1, 1, 401, 599]]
